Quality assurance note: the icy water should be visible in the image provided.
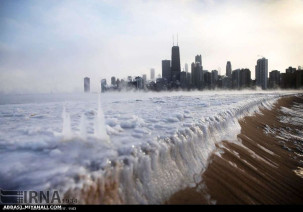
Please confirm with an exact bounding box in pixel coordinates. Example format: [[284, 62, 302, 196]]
[[0, 91, 301, 204]]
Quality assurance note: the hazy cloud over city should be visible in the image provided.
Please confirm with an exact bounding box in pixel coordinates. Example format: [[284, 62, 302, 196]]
[[0, 0, 302, 93]]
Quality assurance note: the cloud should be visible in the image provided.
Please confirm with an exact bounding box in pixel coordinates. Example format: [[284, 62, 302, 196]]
[[0, 0, 302, 93]]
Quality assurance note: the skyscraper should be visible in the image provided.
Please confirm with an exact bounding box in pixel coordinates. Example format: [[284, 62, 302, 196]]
[[162, 60, 171, 82], [142, 74, 147, 82], [255, 58, 268, 90], [111, 76, 116, 86], [84, 77, 90, 93], [150, 68, 155, 81], [101, 79, 107, 93], [240, 68, 251, 88], [185, 63, 189, 73], [269, 70, 280, 88], [211, 70, 218, 88], [226, 61, 232, 77], [191, 62, 203, 89], [171, 46, 181, 82], [195, 55, 202, 65], [232, 69, 241, 89]]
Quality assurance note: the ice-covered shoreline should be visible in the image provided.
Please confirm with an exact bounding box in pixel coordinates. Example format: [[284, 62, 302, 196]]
[[0, 91, 301, 204]]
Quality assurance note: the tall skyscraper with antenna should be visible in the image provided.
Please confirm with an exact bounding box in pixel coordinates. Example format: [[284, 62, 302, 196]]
[[171, 34, 181, 82]]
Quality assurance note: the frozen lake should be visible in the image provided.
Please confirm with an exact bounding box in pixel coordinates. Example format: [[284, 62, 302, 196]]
[[0, 90, 301, 203]]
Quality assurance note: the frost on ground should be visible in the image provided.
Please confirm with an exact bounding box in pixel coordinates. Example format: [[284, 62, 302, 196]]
[[0, 90, 299, 204]]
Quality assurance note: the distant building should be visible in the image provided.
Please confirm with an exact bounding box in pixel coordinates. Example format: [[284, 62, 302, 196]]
[[180, 71, 187, 88], [286, 66, 296, 74], [162, 60, 171, 82], [232, 69, 241, 89], [150, 68, 155, 81], [142, 74, 147, 82], [101, 79, 107, 93], [111, 76, 116, 86], [116, 78, 121, 89], [226, 61, 232, 77], [134, 77, 144, 89], [186, 72, 191, 87], [155, 78, 167, 91], [255, 58, 268, 90], [296, 69, 303, 89], [204, 71, 211, 89], [221, 76, 231, 89], [171, 46, 181, 82], [185, 63, 189, 73], [240, 68, 251, 88], [211, 70, 218, 89], [84, 77, 90, 93], [191, 62, 203, 89], [127, 76, 132, 82], [195, 55, 202, 65], [281, 67, 297, 89], [231, 68, 251, 89], [269, 70, 280, 89]]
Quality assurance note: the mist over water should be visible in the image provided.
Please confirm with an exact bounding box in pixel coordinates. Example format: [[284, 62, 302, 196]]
[[94, 94, 110, 143], [0, 90, 302, 203], [62, 105, 72, 140]]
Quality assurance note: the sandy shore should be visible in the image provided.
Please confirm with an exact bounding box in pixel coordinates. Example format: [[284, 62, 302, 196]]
[[166, 95, 303, 204]]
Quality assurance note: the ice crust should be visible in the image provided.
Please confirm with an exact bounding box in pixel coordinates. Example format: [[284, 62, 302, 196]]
[[0, 91, 299, 203]]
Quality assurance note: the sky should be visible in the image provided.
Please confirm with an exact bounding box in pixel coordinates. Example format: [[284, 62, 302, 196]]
[[0, 0, 302, 94]]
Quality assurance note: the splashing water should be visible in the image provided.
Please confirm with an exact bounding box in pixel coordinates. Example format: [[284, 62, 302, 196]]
[[62, 105, 72, 140], [79, 113, 87, 140], [94, 94, 110, 143]]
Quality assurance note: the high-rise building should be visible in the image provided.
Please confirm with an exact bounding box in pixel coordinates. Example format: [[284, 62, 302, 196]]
[[111, 76, 116, 86], [180, 71, 187, 88], [240, 68, 251, 88], [226, 61, 232, 77], [211, 70, 218, 88], [162, 60, 171, 82], [150, 68, 155, 81], [281, 67, 296, 89], [204, 71, 211, 89], [186, 72, 191, 86], [84, 77, 90, 93], [195, 55, 202, 65], [191, 62, 203, 89], [286, 66, 296, 74], [269, 70, 280, 88], [135, 77, 144, 89], [296, 69, 303, 89], [185, 63, 189, 73], [127, 76, 132, 82], [142, 74, 147, 82], [101, 79, 107, 93], [232, 69, 240, 89], [171, 46, 181, 82], [255, 58, 268, 90]]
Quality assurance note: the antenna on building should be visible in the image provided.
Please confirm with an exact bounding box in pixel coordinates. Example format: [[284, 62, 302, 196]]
[[173, 35, 174, 46], [177, 33, 178, 46]]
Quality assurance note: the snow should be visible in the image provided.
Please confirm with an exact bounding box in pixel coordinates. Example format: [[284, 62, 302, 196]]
[[0, 90, 301, 203]]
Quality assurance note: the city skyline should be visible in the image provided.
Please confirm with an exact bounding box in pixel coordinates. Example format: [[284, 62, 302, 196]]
[[1, 0, 303, 93], [95, 41, 303, 92]]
